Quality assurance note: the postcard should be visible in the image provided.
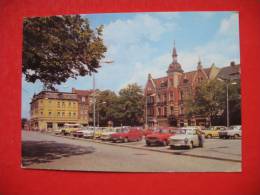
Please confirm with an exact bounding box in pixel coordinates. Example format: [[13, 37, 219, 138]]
[[21, 11, 241, 172]]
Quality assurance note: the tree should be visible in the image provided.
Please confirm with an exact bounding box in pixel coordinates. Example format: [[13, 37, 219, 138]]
[[224, 80, 241, 125], [119, 83, 144, 126], [185, 79, 226, 126], [23, 15, 107, 90], [95, 90, 122, 126], [21, 118, 28, 129]]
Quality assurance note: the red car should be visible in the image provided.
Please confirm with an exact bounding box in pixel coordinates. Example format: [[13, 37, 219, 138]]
[[145, 127, 176, 146], [111, 128, 143, 143]]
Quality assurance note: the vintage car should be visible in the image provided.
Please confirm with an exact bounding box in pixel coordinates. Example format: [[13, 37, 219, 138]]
[[145, 127, 176, 146], [61, 123, 81, 135], [100, 127, 119, 141], [219, 125, 241, 139], [71, 127, 93, 138], [110, 128, 143, 143], [93, 127, 106, 139], [202, 126, 227, 138], [168, 128, 204, 149]]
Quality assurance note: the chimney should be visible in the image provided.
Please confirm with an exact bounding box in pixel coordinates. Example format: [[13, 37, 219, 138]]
[[148, 73, 152, 80], [230, 61, 235, 67]]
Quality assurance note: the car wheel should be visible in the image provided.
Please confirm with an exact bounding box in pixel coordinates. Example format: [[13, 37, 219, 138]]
[[170, 145, 175, 149], [146, 141, 151, 146], [162, 140, 168, 146], [206, 134, 212, 139], [124, 137, 128, 143], [188, 141, 193, 149], [234, 134, 239, 139]]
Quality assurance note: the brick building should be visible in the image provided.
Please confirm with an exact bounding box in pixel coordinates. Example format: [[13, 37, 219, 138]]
[[72, 88, 93, 126], [144, 44, 240, 127]]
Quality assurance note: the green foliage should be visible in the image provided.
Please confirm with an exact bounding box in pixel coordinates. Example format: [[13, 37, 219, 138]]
[[119, 83, 145, 126], [23, 15, 107, 90], [185, 79, 241, 125], [185, 79, 225, 124], [94, 83, 144, 126]]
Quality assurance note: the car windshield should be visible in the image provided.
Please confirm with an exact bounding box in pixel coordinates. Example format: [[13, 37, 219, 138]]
[[158, 129, 170, 133], [115, 128, 128, 133], [230, 126, 241, 130], [173, 129, 187, 134]]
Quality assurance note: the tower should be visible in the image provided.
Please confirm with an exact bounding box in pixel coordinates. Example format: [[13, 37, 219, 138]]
[[167, 41, 184, 74], [197, 57, 203, 70]]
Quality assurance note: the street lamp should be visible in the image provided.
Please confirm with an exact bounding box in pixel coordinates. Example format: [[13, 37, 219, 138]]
[[97, 101, 107, 127], [217, 78, 237, 127], [92, 60, 114, 133]]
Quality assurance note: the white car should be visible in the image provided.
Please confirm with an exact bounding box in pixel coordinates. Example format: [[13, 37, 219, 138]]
[[219, 125, 241, 139], [100, 128, 116, 141], [100, 127, 125, 141], [75, 127, 95, 138], [168, 128, 204, 149]]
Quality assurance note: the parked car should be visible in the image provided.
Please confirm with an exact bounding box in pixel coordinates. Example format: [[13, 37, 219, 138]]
[[142, 128, 154, 137], [93, 127, 106, 139], [110, 128, 143, 143], [100, 127, 119, 141], [168, 128, 204, 149], [61, 123, 81, 135], [219, 125, 241, 139], [145, 127, 176, 146], [202, 126, 227, 138], [77, 127, 95, 138]]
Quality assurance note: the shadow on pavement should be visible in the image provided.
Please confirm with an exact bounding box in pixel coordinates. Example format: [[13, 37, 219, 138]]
[[22, 141, 95, 166]]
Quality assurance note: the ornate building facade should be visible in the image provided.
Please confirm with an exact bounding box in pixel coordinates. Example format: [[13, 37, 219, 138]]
[[144, 44, 240, 127]]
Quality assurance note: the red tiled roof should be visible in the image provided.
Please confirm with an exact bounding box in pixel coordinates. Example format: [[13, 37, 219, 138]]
[[153, 76, 168, 88], [72, 88, 94, 96]]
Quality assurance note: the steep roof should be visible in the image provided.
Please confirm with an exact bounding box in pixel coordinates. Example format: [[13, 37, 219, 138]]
[[217, 64, 240, 80], [153, 76, 168, 88], [72, 88, 94, 96], [31, 91, 78, 102]]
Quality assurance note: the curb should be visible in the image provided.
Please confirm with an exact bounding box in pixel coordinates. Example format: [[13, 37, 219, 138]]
[[47, 132, 241, 163]]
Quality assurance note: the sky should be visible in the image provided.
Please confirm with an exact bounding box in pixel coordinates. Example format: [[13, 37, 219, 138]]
[[22, 11, 240, 118]]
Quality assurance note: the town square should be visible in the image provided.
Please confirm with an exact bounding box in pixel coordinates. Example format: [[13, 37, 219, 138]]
[[22, 12, 241, 172]]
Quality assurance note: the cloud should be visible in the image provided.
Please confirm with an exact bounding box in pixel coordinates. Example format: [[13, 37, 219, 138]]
[[104, 14, 175, 46], [218, 13, 239, 36]]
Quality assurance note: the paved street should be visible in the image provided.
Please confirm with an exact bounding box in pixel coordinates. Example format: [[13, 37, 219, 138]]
[[22, 131, 241, 172]]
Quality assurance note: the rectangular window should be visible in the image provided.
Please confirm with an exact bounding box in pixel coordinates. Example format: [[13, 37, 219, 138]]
[[57, 112, 60, 117], [48, 112, 51, 116], [62, 112, 65, 117], [62, 102, 65, 107]]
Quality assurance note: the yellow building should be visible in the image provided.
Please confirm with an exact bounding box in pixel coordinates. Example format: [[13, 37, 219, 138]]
[[30, 91, 79, 131]]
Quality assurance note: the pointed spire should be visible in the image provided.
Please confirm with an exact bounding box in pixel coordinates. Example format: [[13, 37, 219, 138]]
[[172, 40, 178, 62], [197, 56, 203, 70]]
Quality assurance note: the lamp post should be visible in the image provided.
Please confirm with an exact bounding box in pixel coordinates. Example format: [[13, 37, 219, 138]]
[[92, 60, 114, 133], [97, 101, 107, 127], [218, 78, 237, 127]]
